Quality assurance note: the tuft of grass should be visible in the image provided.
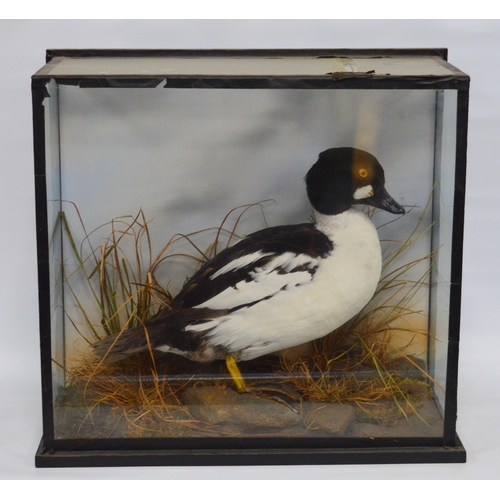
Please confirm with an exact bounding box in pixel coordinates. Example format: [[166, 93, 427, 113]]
[[60, 351, 220, 438], [58, 199, 274, 345]]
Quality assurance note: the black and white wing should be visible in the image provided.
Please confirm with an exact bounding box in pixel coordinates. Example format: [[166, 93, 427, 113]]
[[171, 223, 333, 312], [92, 223, 333, 362]]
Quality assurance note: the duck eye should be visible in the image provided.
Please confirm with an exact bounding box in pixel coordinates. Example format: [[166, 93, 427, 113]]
[[358, 168, 368, 178]]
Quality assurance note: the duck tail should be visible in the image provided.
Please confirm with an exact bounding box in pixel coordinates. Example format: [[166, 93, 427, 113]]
[[91, 324, 153, 362]]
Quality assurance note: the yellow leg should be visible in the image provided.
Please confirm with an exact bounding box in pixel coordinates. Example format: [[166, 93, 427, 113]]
[[225, 354, 247, 393]]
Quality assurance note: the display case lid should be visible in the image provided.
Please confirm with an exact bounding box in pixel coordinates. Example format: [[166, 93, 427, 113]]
[[32, 49, 469, 80]]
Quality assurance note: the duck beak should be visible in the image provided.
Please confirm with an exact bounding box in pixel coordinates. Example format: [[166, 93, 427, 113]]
[[361, 186, 405, 215]]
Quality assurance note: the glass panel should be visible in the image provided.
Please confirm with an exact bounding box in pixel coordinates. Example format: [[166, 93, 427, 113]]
[[46, 84, 456, 440], [44, 80, 65, 408], [429, 90, 458, 412]]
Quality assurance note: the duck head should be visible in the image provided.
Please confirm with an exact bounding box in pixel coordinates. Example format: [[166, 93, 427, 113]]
[[305, 147, 405, 216]]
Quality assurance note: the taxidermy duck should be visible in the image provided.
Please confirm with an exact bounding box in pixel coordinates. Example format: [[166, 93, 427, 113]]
[[92, 147, 405, 391]]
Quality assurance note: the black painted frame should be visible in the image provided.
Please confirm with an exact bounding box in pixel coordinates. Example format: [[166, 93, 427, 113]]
[[32, 49, 469, 467]]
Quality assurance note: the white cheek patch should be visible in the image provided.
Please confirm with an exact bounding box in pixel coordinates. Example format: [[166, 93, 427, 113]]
[[353, 185, 374, 200]]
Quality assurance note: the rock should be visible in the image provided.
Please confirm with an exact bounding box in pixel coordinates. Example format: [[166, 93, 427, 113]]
[[54, 404, 195, 439], [54, 405, 127, 439], [182, 386, 302, 429], [302, 402, 355, 436], [355, 400, 406, 426], [350, 399, 443, 438], [350, 422, 396, 438], [399, 382, 430, 396]]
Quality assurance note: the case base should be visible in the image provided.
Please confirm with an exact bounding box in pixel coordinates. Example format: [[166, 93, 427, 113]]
[[35, 436, 466, 468]]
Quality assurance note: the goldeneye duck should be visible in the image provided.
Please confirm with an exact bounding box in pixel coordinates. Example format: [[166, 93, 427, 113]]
[[92, 147, 404, 392]]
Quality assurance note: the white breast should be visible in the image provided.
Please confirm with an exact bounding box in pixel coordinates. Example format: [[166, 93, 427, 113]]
[[203, 208, 382, 361]]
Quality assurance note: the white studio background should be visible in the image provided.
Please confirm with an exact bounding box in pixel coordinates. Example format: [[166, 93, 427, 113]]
[[0, 19, 499, 480]]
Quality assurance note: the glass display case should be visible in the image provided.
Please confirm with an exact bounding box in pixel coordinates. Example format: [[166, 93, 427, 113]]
[[32, 49, 469, 466]]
